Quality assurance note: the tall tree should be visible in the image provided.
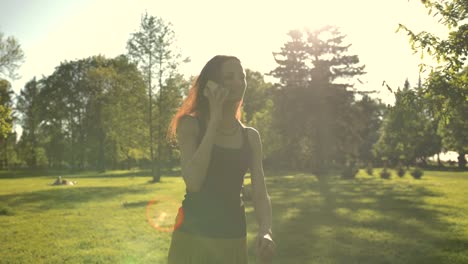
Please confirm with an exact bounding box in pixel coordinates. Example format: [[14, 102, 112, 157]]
[[159, 73, 189, 168], [374, 79, 441, 166], [354, 95, 387, 166], [398, 1, 467, 168], [101, 55, 147, 170], [0, 32, 23, 168], [269, 29, 317, 169], [16, 77, 41, 168], [428, 67, 468, 169], [30, 56, 147, 170], [270, 26, 365, 174], [243, 69, 274, 124], [242, 69, 281, 165], [127, 12, 188, 182], [0, 32, 25, 80], [42, 59, 91, 170]]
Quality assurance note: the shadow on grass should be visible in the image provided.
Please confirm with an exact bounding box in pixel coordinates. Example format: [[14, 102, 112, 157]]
[[0, 170, 64, 179], [121, 200, 149, 208], [245, 173, 468, 264], [0, 186, 146, 211]]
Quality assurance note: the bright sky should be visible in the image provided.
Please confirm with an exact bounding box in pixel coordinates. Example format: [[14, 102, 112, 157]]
[[1, 0, 448, 106]]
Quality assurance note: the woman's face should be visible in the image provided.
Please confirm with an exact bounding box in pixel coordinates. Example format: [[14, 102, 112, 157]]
[[220, 59, 247, 102]]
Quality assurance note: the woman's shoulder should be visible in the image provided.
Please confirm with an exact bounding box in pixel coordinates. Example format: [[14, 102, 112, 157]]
[[241, 124, 260, 140]]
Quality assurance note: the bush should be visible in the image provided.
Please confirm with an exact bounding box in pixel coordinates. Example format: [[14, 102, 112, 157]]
[[380, 168, 391, 179], [0, 205, 14, 216], [342, 164, 359, 179], [397, 167, 406, 177], [411, 168, 424, 179]]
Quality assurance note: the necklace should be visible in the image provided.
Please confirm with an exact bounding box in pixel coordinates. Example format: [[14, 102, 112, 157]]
[[217, 122, 240, 136]]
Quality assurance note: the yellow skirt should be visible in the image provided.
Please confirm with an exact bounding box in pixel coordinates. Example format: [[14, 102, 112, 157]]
[[167, 229, 248, 264]]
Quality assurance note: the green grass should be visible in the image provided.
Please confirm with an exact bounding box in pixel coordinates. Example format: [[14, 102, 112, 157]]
[[0, 169, 467, 263]]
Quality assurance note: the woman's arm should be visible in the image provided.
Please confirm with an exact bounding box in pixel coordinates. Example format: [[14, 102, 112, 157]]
[[177, 116, 218, 192], [177, 80, 228, 192], [247, 127, 272, 235]]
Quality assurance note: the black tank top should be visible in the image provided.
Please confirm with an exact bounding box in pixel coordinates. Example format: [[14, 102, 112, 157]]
[[178, 116, 251, 238]]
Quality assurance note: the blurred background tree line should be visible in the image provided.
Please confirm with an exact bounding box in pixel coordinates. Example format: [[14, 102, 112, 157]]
[[0, 0, 466, 178]]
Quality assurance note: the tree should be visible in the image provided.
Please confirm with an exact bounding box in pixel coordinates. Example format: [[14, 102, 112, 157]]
[[41, 59, 91, 170], [353, 95, 387, 166], [16, 77, 41, 168], [374, 79, 441, 166], [0, 32, 25, 80], [0, 79, 15, 169], [398, 0, 467, 168], [0, 32, 23, 168], [242, 69, 281, 164], [243, 69, 274, 124], [0, 79, 13, 139], [269, 30, 311, 169], [270, 26, 365, 174], [429, 67, 468, 169], [21, 56, 148, 170], [127, 12, 188, 182], [100, 56, 147, 170], [159, 73, 189, 167]]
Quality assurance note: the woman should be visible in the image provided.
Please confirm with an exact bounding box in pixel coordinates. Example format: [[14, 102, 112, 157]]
[[167, 55, 276, 264]]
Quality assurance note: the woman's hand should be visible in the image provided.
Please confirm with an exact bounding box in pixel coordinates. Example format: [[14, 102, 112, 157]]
[[204, 80, 229, 125], [256, 231, 276, 264]]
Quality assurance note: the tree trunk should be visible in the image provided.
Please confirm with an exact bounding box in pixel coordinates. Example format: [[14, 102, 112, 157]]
[[148, 57, 157, 181], [155, 64, 163, 183], [437, 153, 443, 167], [458, 153, 466, 170]]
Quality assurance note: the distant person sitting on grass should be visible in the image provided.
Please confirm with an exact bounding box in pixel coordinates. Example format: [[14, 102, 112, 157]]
[[51, 176, 77, 186]]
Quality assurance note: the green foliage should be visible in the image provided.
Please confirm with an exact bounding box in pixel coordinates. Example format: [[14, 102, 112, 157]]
[[0, 205, 14, 216], [411, 167, 424, 179], [397, 166, 406, 177], [366, 163, 374, 176], [0, 105, 12, 138], [242, 69, 282, 163], [430, 68, 468, 156], [0, 131, 20, 169], [15, 56, 150, 170], [127, 11, 188, 181], [374, 80, 441, 165], [341, 161, 359, 179], [16, 78, 41, 168], [269, 26, 365, 173], [398, 1, 467, 169], [0, 32, 25, 80], [157, 73, 189, 167], [355, 96, 387, 165], [243, 69, 274, 124], [398, 0, 467, 73], [0, 79, 13, 139], [380, 168, 391, 179]]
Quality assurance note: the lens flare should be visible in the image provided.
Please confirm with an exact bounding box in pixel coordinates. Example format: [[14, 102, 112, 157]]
[[146, 196, 184, 232]]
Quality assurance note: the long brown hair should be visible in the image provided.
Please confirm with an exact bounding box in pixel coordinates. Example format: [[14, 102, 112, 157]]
[[167, 55, 243, 141]]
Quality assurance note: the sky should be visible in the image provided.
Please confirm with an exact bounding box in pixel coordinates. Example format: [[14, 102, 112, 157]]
[[1, 0, 448, 105]]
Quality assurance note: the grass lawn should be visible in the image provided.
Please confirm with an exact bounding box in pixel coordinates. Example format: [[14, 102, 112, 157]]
[[0, 169, 467, 263]]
